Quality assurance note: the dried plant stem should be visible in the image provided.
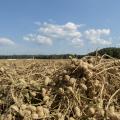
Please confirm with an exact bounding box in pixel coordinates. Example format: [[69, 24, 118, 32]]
[[106, 88, 120, 111]]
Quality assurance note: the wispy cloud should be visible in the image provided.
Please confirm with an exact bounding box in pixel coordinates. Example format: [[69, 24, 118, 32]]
[[0, 38, 15, 46], [34, 21, 41, 26], [84, 29, 112, 45], [23, 34, 52, 45]]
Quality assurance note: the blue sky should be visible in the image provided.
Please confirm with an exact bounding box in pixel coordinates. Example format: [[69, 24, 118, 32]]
[[0, 0, 120, 55]]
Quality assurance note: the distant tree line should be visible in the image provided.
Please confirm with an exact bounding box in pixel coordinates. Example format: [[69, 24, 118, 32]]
[[0, 54, 85, 59], [0, 47, 120, 59], [88, 47, 120, 59]]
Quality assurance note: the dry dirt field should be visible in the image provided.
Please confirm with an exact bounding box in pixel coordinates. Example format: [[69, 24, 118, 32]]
[[0, 56, 120, 120]]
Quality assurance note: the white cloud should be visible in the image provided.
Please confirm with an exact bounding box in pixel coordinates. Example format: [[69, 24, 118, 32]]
[[24, 22, 112, 47], [71, 38, 84, 47], [64, 22, 80, 31], [0, 38, 15, 46], [84, 29, 112, 45], [23, 34, 52, 45], [39, 22, 82, 41], [24, 22, 83, 46]]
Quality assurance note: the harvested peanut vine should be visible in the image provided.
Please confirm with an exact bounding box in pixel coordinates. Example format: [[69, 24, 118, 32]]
[[0, 56, 120, 120]]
